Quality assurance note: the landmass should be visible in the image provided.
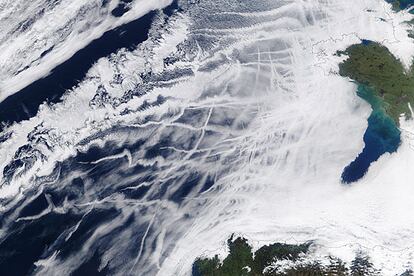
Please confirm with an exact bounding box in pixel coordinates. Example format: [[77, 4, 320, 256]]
[[193, 3, 414, 276], [192, 39, 414, 276], [192, 235, 409, 276], [338, 41, 414, 124], [337, 41, 408, 183]]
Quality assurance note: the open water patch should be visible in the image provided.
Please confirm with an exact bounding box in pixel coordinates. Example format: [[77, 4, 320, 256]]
[[385, 0, 414, 10], [341, 85, 401, 183], [0, 2, 179, 132]]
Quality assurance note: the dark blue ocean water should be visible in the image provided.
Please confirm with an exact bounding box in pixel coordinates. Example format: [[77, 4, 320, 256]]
[[0, 2, 177, 131], [0, 2, 186, 275], [0, 139, 149, 275], [385, 0, 414, 9], [0, 130, 214, 275], [361, 39, 373, 46], [341, 85, 401, 183], [0, 107, 217, 276]]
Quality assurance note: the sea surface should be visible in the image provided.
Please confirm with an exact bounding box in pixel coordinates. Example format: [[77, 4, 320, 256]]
[[386, 0, 414, 9], [1, 0, 414, 275], [341, 85, 401, 183], [0, 8, 164, 130]]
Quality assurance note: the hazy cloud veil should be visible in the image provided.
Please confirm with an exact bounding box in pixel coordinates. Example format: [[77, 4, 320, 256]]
[[1, 0, 414, 275]]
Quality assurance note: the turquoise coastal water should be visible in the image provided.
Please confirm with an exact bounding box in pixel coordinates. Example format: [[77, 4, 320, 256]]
[[341, 85, 401, 183]]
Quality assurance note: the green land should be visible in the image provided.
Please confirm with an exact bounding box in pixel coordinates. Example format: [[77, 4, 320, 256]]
[[337, 41, 414, 125], [191, 236, 393, 276], [192, 42, 414, 276], [389, 1, 403, 10], [193, 2, 414, 275]]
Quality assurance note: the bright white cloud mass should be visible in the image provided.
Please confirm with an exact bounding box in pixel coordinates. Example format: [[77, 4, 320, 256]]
[[1, 0, 414, 275]]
